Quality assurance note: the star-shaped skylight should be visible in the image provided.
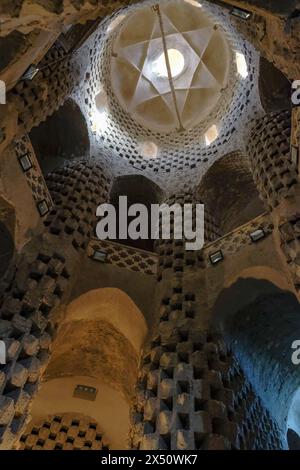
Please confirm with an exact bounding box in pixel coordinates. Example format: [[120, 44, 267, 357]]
[[111, 1, 230, 133]]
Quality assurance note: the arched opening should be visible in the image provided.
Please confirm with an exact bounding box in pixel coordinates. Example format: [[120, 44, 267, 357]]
[[109, 175, 164, 252], [259, 57, 291, 113], [197, 151, 265, 235], [20, 289, 147, 450], [213, 278, 300, 440], [29, 99, 90, 175]]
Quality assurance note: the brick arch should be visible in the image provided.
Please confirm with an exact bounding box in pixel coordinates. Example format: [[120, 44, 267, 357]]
[[212, 277, 300, 442], [17, 288, 148, 450], [29, 98, 90, 175], [258, 57, 291, 114], [197, 151, 265, 234], [109, 174, 165, 252]]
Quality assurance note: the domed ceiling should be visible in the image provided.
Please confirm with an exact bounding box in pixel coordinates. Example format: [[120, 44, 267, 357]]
[[76, 0, 259, 194], [110, 0, 231, 133]]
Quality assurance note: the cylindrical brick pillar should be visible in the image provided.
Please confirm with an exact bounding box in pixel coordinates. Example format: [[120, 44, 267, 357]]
[[0, 158, 111, 449], [130, 194, 283, 450], [247, 110, 300, 297]]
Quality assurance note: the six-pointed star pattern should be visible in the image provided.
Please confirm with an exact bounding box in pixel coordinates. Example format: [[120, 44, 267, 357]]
[[111, 1, 230, 132]]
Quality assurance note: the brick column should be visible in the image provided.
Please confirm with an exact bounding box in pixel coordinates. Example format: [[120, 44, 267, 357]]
[[0, 159, 111, 449], [130, 194, 282, 450], [247, 110, 300, 298]]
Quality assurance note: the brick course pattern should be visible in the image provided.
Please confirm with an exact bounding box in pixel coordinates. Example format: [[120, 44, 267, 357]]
[[19, 413, 109, 450], [131, 279, 283, 450], [87, 239, 158, 276], [155, 193, 221, 281], [0, 250, 70, 449], [247, 110, 298, 211], [131, 204, 283, 450], [0, 40, 86, 150], [0, 1, 140, 37], [0, 159, 111, 448], [247, 110, 300, 294], [44, 159, 111, 251], [14, 135, 53, 216], [203, 213, 273, 266]]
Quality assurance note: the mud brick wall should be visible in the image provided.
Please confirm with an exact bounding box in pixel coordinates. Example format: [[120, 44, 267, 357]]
[[131, 195, 283, 450], [232, 13, 300, 80], [131, 280, 283, 450], [87, 239, 158, 276], [14, 135, 53, 215], [44, 159, 111, 251], [154, 193, 221, 282], [0, 159, 111, 449], [0, 247, 72, 449], [247, 110, 300, 295], [19, 413, 109, 450], [0, 39, 87, 154], [203, 213, 273, 265], [247, 110, 297, 210], [0, 1, 140, 37]]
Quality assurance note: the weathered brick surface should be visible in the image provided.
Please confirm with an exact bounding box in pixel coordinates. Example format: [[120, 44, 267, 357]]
[[19, 413, 109, 450], [45, 159, 111, 251], [155, 193, 221, 281], [247, 110, 300, 294], [132, 293, 283, 449], [0, 39, 87, 151], [0, 159, 110, 449], [131, 211, 283, 450]]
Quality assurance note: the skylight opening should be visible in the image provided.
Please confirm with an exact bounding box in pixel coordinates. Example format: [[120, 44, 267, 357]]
[[236, 52, 248, 78], [205, 124, 218, 146], [139, 141, 159, 159], [184, 0, 202, 7], [153, 49, 185, 79], [92, 90, 109, 133], [91, 110, 108, 133], [106, 14, 127, 34]]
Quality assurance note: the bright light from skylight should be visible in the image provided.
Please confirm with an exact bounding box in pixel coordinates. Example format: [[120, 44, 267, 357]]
[[153, 49, 185, 79], [95, 90, 108, 113], [92, 89, 109, 133], [139, 141, 159, 159], [184, 0, 202, 7], [106, 14, 127, 33], [236, 52, 248, 78], [91, 110, 108, 133], [205, 124, 218, 145]]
